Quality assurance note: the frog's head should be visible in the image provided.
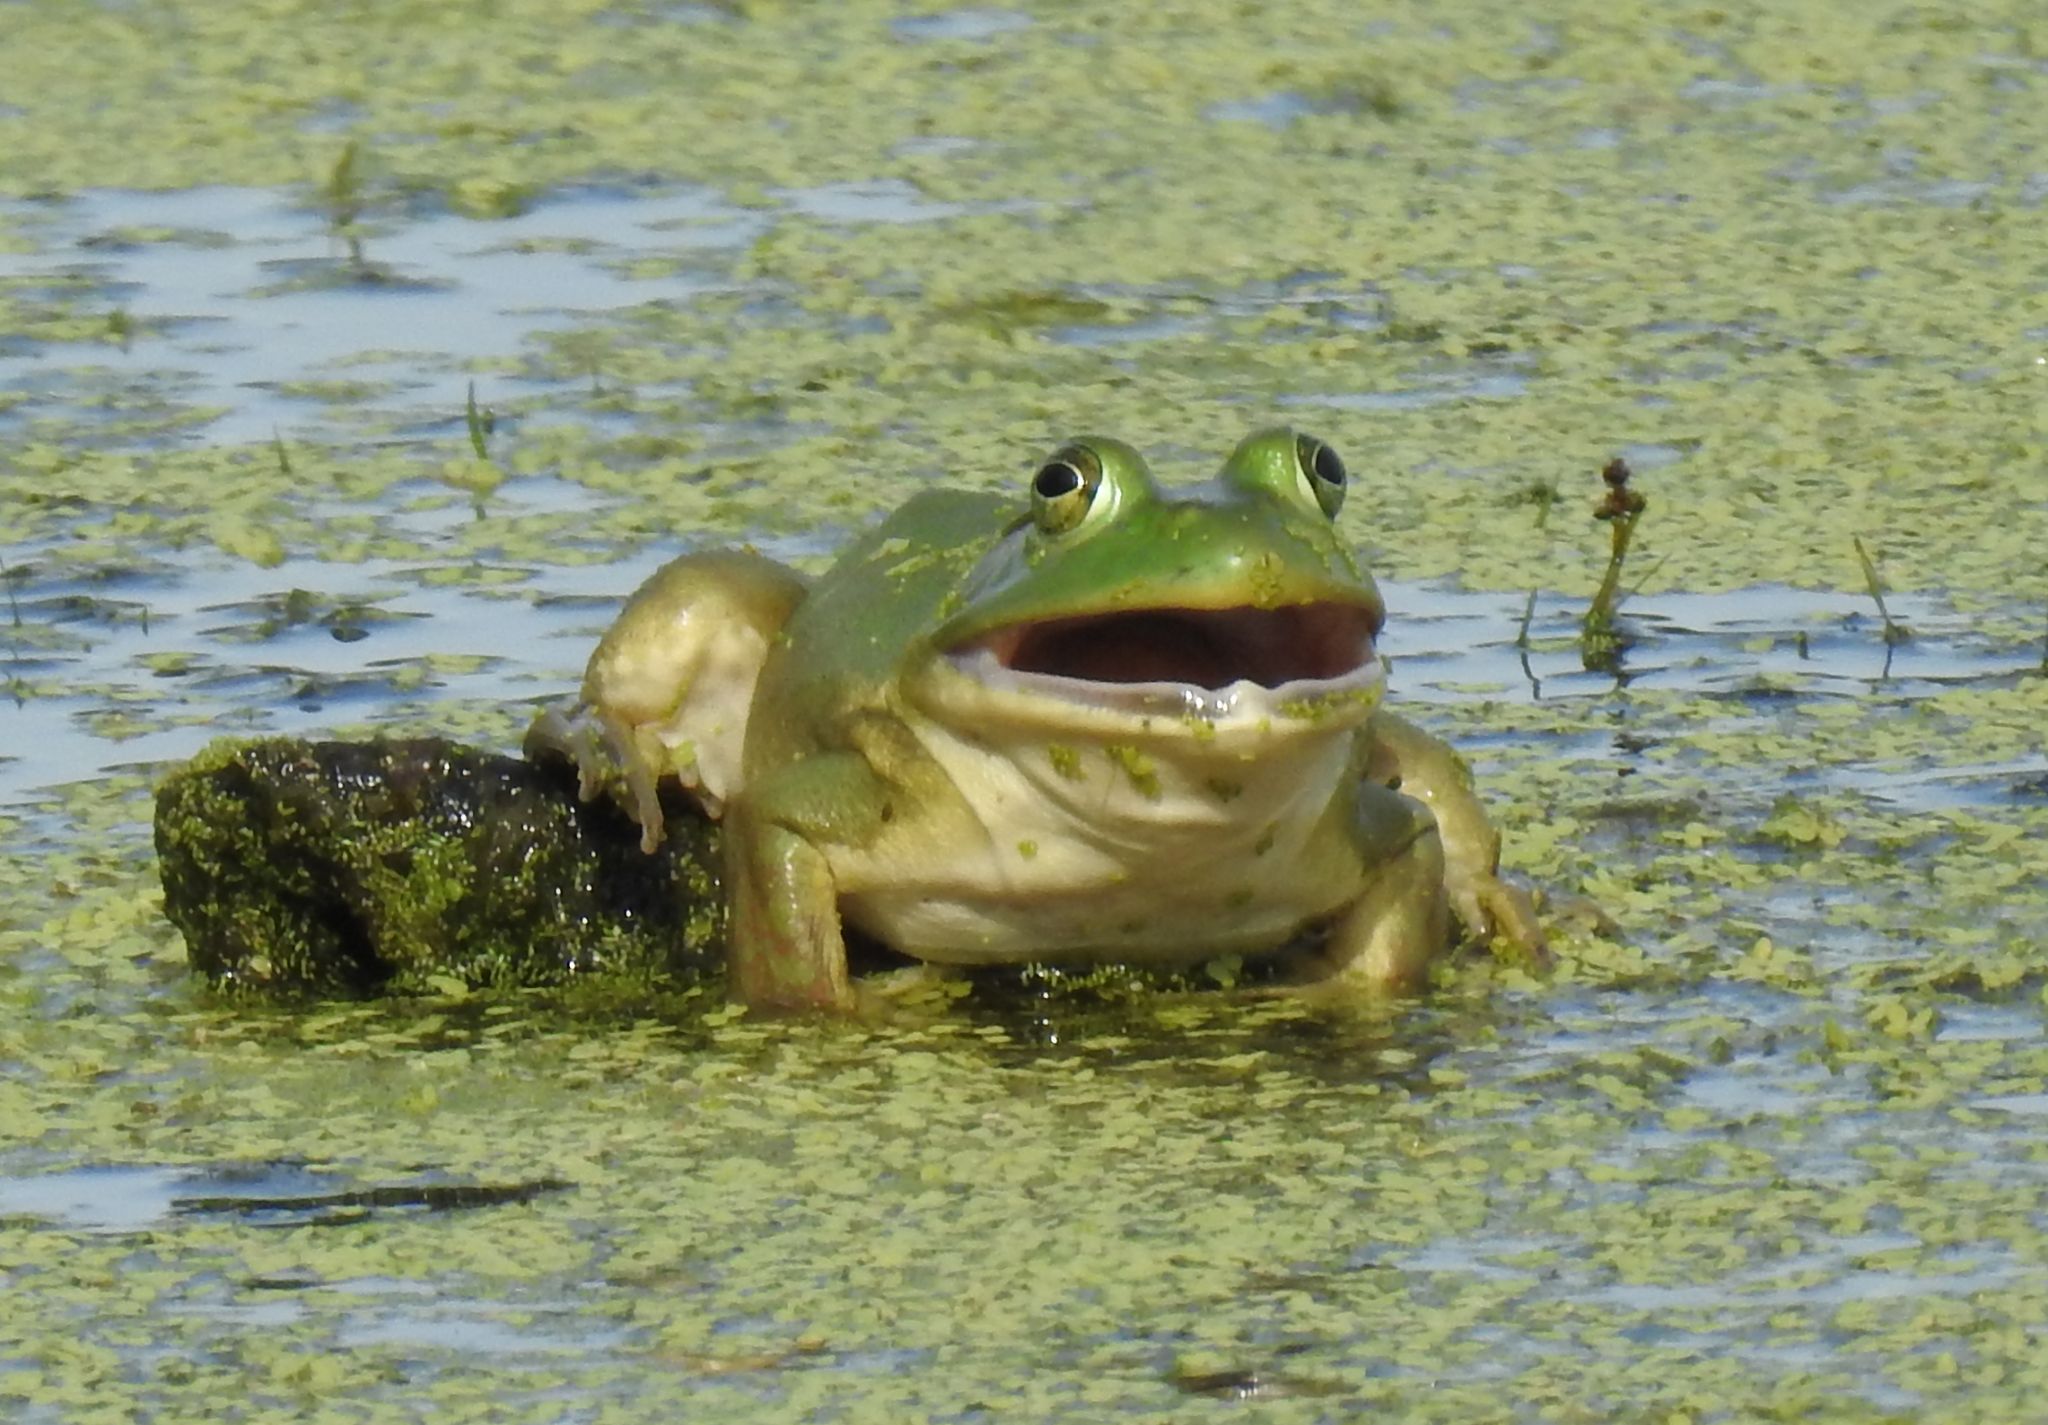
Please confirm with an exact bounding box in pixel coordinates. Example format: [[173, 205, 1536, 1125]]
[[912, 429, 1386, 745]]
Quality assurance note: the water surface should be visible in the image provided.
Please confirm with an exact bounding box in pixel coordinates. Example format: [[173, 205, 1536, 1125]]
[[3, 2, 2047, 1420]]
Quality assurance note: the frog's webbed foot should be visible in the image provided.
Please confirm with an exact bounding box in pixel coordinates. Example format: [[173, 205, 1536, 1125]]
[[523, 704, 669, 854], [1447, 869, 1551, 971], [523, 704, 604, 801]]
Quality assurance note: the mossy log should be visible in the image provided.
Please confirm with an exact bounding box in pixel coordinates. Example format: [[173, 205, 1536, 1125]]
[[154, 737, 722, 997]]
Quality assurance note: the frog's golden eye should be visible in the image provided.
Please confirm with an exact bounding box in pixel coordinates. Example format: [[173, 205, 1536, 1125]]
[[1030, 444, 1103, 535], [1296, 433, 1346, 519]]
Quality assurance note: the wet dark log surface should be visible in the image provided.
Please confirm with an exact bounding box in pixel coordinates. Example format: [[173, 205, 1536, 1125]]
[[155, 737, 722, 997]]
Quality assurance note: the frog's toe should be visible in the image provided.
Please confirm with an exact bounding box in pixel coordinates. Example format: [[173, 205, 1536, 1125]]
[[576, 714, 669, 854], [524, 706, 607, 800], [1462, 875, 1551, 969], [621, 758, 666, 855]]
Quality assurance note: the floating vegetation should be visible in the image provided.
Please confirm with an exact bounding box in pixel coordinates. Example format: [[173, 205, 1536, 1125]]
[[3, 0, 2048, 1419]]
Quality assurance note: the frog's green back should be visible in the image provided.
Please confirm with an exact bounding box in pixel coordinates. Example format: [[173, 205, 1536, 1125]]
[[750, 488, 1014, 753]]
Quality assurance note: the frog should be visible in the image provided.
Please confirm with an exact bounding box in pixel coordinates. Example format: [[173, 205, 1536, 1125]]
[[526, 428, 1545, 1013]]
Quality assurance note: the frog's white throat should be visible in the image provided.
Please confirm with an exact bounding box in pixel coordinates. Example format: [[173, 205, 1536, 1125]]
[[861, 602, 1389, 965], [927, 602, 1385, 737]]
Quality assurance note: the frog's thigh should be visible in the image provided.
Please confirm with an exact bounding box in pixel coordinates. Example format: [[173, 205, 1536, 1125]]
[[1317, 822, 1450, 992]]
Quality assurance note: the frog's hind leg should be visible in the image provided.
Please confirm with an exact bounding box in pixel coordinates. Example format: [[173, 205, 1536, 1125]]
[[525, 550, 808, 854], [1367, 710, 1548, 966]]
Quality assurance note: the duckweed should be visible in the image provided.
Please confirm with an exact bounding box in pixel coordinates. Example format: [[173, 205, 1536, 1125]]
[[3, 0, 2048, 1419]]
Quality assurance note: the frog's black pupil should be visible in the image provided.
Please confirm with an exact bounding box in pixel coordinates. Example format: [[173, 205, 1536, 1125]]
[[1034, 462, 1082, 500], [1309, 440, 1346, 488]]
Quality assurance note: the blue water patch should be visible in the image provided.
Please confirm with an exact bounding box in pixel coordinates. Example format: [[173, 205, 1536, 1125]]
[[891, 8, 1033, 43], [0, 177, 1041, 454], [0, 185, 765, 446]]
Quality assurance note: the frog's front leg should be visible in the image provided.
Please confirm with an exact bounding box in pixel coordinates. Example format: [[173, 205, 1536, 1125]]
[[726, 811, 853, 1013], [1367, 712, 1548, 963], [1309, 782, 1450, 992], [722, 752, 891, 1015]]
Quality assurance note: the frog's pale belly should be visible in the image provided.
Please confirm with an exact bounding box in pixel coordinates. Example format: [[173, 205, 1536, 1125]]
[[831, 715, 1386, 966], [844, 878, 1345, 967]]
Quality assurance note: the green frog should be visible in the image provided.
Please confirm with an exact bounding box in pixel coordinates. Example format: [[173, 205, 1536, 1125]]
[[527, 429, 1544, 1012]]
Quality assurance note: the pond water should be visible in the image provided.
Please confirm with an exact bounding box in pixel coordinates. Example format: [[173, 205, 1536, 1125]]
[[3, 2, 2048, 1421]]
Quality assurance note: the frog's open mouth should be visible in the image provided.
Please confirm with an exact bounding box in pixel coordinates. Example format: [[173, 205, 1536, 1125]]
[[942, 602, 1383, 719]]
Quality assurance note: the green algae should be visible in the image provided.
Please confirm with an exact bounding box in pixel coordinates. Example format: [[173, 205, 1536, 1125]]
[[1101, 742, 1161, 800], [6, 676, 2046, 1421], [3, 0, 2048, 1419], [153, 737, 723, 996], [4, 1, 2045, 600]]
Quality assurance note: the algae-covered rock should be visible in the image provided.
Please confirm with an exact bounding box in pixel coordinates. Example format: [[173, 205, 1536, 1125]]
[[154, 737, 722, 997]]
